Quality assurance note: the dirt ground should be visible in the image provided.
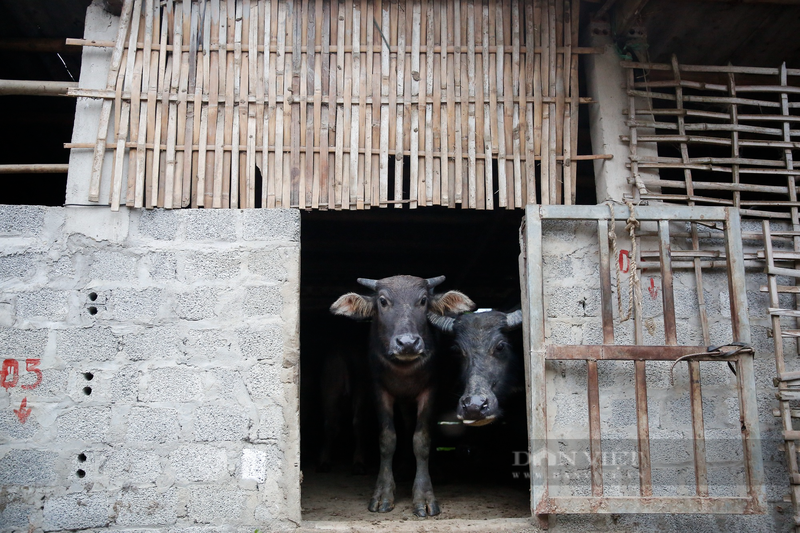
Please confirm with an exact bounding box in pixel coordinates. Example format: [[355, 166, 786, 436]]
[[301, 467, 531, 522]]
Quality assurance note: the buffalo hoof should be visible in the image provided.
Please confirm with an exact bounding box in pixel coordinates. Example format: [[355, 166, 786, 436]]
[[413, 499, 441, 518], [368, 497, 394, 513]]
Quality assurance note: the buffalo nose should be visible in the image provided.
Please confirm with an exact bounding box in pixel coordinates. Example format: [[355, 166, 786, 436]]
[[461, 395, 490, 412], [394, 334, 423, 354]]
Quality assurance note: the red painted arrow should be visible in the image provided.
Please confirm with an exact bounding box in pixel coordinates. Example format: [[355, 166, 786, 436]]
[[14, 397, 31, 424]]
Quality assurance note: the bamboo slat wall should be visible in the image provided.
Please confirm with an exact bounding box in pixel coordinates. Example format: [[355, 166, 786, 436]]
[[622, 57, 800, 221], [69, 0, 583, 210]]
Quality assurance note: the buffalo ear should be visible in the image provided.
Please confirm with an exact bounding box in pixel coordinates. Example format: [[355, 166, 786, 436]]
[[429, 290, 475, 315], [330, 293, 375, 319]]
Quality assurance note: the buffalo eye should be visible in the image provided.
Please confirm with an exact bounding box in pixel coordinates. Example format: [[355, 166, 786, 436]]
[[419, 296, 428, 307], [378, 296, 389, 308], [495, 341, 508, 353]]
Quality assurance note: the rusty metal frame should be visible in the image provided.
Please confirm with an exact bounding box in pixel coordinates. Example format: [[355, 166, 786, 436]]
[[520, 204, 765, 526]]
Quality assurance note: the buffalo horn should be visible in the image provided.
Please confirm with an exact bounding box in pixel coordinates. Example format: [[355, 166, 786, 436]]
[[357, 278, 378, 290], [425, 275, 446, 288], [428, 312, 455, 332], [505, 309, 523, 329]]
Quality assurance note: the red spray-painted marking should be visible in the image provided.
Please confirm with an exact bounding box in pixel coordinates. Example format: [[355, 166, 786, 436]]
[[2, 359, 42, 423], [648, 278, 659, 299], [619, 250, 630, 273], [14, 398, 31, 424]]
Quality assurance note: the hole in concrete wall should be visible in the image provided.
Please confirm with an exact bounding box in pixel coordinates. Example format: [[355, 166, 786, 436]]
[[76, 469, 85, 478], [78, 453, 87, 462], [88, 306, 98, 315], [82, 386, 92, 396], [83, 372, 94, 381], [88, 292, 98, 302], [300, 208, 531, 521]]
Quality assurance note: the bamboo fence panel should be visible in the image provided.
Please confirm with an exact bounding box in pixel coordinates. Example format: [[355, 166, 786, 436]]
[[623, 56, 800, 219], [70, 0, 591, 210]]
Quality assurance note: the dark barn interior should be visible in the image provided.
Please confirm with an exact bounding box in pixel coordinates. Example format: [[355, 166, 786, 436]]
[[298, 207, 534, 520]]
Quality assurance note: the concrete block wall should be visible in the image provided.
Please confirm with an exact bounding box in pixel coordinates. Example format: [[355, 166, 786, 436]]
[[0, 205, 300, 532], [540, 218, 792, 531]]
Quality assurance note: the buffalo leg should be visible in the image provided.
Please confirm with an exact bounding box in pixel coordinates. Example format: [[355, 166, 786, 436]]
[[369, 389, 396, 512], [412, 388, 440, 517]]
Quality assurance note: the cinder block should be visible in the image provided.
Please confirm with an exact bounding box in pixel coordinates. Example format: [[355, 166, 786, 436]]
[[16, 289, 69, 321], [51, 255, 77, 280], [56, 406, 111, 442], [243, 209, 300, 242], [136, 208, 179, 241], [0, 500, 33, 528], [247, 247, 294, 281], [124, 326, 183, 361], [193, 404, 249, 442], [184, 251, 242, 281], [185, 210, 237, 242], [0, 408, 40, 440], [58, 326, 120, 362], [0, 252, 41, 281], [114, 487, 177, 527], [169, 444, 228, 482], [0, 205, 45, 236], [147, 251, 178, 281], [0, 327, 48, 358], [237, 326, 283, 361], [142, 367, 202, 403], [185, 329, 237, 360], [43, 493, 108, 531], [242, 286, 282, 317], [89, 249, 139, 282], [126, 406, 181, 443], [245, 362, 280, 400], [545, 287, 588, 319], [0, 449, 57, 485], [111, 365, 140, 403], [552, 392, 588, 432], [187, 487, 247, 524], [256, 402, 285, 441], [101, 447, 163, 486], [107, 288, 164, 322], [174, 289, 220, 321]]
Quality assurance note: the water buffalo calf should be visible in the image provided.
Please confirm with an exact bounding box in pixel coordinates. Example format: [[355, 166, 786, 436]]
[[331, 275, 475, 517], [429, 309, 523, 426]]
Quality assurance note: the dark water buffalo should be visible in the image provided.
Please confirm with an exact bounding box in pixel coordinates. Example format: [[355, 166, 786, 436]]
[[330, 275, 475, 517], [429, 309, 523, 426]]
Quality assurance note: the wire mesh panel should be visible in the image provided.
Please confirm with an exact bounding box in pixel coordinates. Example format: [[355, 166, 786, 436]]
[[519, 204, 765, 525], [68, 0, 595, 211], [622, 56, 800, 223]]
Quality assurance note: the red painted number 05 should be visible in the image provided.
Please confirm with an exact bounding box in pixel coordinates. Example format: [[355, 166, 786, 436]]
[[1, 359, 42, 390]]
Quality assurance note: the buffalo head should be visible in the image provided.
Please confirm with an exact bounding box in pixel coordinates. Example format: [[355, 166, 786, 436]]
[[429, 309, 523, 425]]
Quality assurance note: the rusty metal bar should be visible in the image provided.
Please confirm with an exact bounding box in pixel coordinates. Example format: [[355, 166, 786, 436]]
[[546, 345, 709, 361], [634, 360, 652, 497], [587, 360, 603, 497], [598, 219, 615, 344]]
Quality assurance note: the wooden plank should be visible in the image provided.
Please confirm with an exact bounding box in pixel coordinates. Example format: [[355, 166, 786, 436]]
[[151, 5, 171, 207], [134, 0, 154, 208], [307, 0, 318, 209], [181, 0, 197, 208], [379, 0, 390, 207], [425, 0, 435, 206], [534, 0, 544, 203], [512, 0, 523, 207], [164, 3, 183, 209], [480, 0, 491, 210], [587, 359, 603, 497], [319, 0, 330, 209], [204, 0, 221, 207], [126, 12, 144, 207], [467, 0, 476, 209], [275, 0, 287, 207], [290, 0, 302, 208], [350, 0, 362, 209], [494, 0, 507, 208], [439, 0, 448, 206], [89, 0, 135, 203], [394, 0, 405, 208], [409, 0, 420, 209]]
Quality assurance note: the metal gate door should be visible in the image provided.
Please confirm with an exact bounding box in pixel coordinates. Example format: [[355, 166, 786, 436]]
[[520, 204, 765, 525]]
